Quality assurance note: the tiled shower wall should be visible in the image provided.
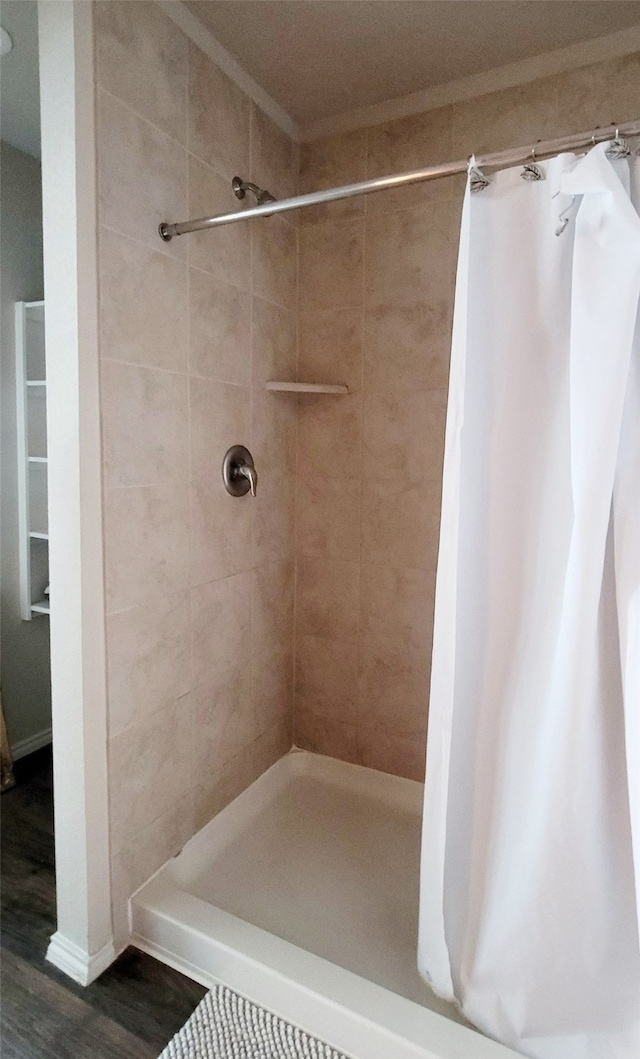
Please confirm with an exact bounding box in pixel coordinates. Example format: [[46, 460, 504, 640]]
[[293, 52, 640, 781], [94, 1, 298, 944]]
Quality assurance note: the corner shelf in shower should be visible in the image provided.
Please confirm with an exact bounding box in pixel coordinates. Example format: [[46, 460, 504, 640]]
[[266, 381, 349, 394]]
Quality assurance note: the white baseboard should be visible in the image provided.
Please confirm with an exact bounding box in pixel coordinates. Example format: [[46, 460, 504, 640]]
[[46, 932, 117, 986], [12, 726, 52, 761]]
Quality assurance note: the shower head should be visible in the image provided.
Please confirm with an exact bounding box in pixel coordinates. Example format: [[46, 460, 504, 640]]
[[231, 176, 276, 206]]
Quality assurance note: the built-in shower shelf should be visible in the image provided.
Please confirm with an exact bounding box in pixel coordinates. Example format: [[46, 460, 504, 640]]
[[266, 381, 349, 394], [31, 600, 50, 616]]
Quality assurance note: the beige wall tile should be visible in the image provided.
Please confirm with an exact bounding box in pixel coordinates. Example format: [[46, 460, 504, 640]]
[[109, 697, 193, 850], [294, 711, 362, 766], [548, 54, 640, 137], [299, 218, 365, 312], [95, 1, 187, 144], [251, 216, 297, 310], [101, 360, 188, 489], [297, 393, 362, 479], [251, 103, 298, 202], [97, 90, 186, 260], [358, 727, 426, 783], [191, 665, 255, 775], [190, 479, 253, 586], [252, 390, 297, 479], [299, 128, 367, 224], [252, 559, 295, 658], [296, 475, 361, 560], [360, 641, 430, 742], [106, 591, 191, 737], [360, 563, 435, 655], [252, 723, 293, 777], [295, 635, 361, 725], [366, 105, 454, 214], [451, 75, 560, 158], [187, 155, 251, 288], [189, 268, 251, 385], [252, 646, 293, 737], [105, 484, 190, 614], [188, 42, 250, 178], [193, 742, 257, 834], [365, 193, 457, 308], [364, 301, 452, 393], [110, 791, 194, 945], [296, 556, 360, 641], [252, 472, 296, 566], [362, 389, 446, 482], [189, 377, 250, 482], [191, 572, 252, 688], [251, 297, 297, 389], [298, 308, 363, 392], [361, 478, 441, 569], [99, 227, 188, 372]]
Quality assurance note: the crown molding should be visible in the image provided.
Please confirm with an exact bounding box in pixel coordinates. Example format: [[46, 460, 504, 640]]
[[301, 24, 640, 142], [157, 0, 300, 142]]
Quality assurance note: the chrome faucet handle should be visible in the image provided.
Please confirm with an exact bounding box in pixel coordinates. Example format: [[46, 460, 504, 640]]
[[237, 461, 257, 497], [222, 445, 257, 497]]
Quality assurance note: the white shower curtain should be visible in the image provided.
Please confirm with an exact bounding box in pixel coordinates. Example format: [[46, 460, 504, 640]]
[[418, 143, 640, 1059]]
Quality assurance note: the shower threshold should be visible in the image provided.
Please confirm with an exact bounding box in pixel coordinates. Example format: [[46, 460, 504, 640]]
[[132, 750, 517, 1059]]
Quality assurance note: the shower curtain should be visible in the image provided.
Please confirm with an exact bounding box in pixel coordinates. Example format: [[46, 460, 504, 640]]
[[418, 142, 640, 1059]]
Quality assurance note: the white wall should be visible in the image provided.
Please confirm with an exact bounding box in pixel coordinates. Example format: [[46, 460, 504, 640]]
[[0, 139, 51, 755]]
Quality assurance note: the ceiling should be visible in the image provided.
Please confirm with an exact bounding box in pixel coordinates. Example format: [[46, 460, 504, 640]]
[[0, 0, 40, 157], [186, 0, 640, 127]]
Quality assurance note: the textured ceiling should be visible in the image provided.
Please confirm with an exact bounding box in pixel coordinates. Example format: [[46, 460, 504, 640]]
[[186, 1, 640, 125]]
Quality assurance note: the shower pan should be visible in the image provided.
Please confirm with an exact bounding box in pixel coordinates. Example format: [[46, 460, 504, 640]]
[[132, 750, 517, 1059]]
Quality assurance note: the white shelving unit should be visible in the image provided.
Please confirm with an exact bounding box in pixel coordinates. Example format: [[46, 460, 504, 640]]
[[16, 300, 50, 620], [266, 381, 349, 394]]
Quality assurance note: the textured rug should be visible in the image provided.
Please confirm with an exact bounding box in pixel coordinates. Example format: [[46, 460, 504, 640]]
[[159, 985, 352, 1059]]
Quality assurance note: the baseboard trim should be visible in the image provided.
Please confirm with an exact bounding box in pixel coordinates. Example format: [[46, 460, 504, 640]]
[[12, 726, 52, 761], [46, 932, 117, 986]]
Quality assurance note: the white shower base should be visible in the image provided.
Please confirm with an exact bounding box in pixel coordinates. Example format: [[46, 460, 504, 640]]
[[132, 750, 517, 1059]]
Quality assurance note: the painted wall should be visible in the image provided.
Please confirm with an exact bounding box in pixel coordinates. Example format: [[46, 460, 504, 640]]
[[93, 0, 298, 945], [293, 52, 640, 780], [0, 140, 51, 755]]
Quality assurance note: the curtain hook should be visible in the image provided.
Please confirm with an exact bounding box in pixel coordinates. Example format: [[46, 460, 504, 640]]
[[468, 155, 491, 192], [521, 140, 545, 181], [606, 124, 630, 159]]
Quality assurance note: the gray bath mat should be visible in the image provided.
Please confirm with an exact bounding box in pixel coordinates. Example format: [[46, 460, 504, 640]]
[[159, 985, 351, 1059]]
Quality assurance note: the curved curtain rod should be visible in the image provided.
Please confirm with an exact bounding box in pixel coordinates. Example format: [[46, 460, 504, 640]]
[[159, 119, 640, 241]]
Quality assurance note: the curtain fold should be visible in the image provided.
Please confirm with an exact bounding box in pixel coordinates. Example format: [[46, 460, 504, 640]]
[[418, 143, 640, 1059]]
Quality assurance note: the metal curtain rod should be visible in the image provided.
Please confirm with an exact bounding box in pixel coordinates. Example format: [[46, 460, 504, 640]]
[[159, 120, 640, 241]]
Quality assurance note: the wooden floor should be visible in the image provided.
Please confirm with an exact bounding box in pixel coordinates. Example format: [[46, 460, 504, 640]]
[[1, 748, 206, 1058]]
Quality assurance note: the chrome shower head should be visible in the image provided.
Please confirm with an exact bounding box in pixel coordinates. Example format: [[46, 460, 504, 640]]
[[231, 176, 276, 207]]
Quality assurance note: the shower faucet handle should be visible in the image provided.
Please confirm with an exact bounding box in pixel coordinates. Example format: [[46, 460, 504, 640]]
[[222, 445, 258, 497], [237, 461, 258, 497]]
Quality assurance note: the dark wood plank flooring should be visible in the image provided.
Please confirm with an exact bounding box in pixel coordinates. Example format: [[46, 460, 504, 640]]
[[1, 747, 206, 1058]]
